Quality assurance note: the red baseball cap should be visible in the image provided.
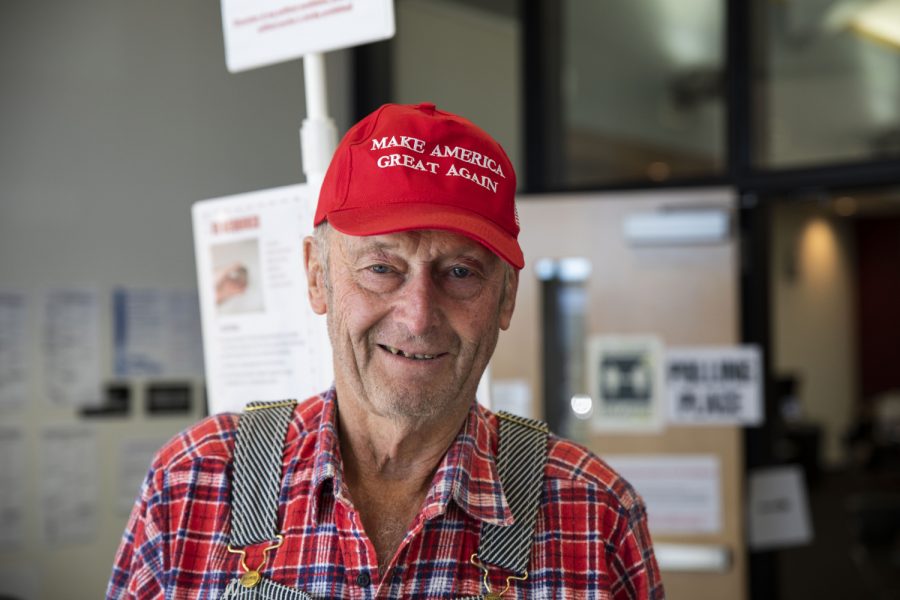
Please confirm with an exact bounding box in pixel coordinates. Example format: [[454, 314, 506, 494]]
[[314, 103, 523, 269]]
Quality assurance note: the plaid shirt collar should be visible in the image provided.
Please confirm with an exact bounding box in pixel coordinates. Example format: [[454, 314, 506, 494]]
[[308, 388, 514, 527]]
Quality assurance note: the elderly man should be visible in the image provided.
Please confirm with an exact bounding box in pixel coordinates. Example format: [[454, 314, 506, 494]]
[[108, 103, 664, 599]]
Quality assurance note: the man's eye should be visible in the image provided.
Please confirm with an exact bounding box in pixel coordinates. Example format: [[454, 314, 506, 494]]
[[449, 266, 472, 279], [370, 264, 392, 274]]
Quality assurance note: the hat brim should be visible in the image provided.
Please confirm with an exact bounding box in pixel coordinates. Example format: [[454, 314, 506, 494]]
[[325, 202, 524, 269]]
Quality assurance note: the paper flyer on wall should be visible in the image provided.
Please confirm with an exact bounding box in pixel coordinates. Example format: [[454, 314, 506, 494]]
[[0, 292, 29, 411], [587, 335, 665, 432], [0, 426, 27, 547], [193, 184, 333, 414], [117, 437, 169, 515], [667, 345, 764, 426], [42, 288, 102, 408], [606, 454, 722, 535], [113, 288, 204, 378], [40, 425, 98, 544]]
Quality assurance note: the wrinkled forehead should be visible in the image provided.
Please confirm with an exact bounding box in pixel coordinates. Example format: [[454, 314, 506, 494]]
[[333, 228, 501, 264]]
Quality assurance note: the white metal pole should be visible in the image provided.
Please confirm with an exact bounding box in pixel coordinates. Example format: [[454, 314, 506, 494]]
[[300, 52, 337, 187]]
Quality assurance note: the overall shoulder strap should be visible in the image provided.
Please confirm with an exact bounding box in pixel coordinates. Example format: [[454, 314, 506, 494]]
[[230, 400, 298, 547], [476, 411, 550, 576]]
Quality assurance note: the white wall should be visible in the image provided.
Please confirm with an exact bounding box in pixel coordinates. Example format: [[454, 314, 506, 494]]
[[771, 202, 858, 466], [0, 1, 351, 598]]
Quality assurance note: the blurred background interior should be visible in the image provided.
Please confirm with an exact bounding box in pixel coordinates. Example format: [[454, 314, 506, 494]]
[[2, 1, 900, 599]]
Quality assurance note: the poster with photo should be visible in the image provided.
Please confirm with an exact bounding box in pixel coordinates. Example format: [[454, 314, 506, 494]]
[[193, 184, 334, 414], [587, 335, 665, 432]]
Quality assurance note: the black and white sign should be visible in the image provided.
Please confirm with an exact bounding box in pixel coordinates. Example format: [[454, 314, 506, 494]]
[[588, 335, 665, 432], [667, 345, 763, 426]]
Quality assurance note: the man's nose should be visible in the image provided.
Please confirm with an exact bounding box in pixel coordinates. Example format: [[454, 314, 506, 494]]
[[394, 271, 442, 336]]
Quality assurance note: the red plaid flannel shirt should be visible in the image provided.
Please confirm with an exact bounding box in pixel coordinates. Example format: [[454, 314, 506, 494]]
[[108, 389, 664, 599]]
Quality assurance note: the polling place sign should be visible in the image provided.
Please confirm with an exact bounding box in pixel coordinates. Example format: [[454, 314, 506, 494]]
[[667, 345, 763, 426], [221, 0, 395, 72]]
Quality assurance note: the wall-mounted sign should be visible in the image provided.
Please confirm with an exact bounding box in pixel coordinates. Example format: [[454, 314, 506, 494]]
[[667, 345, 763, 426], [588, 335, 665, 432], [748, 465, 813, 550], [605, 454, 722, 535], [221, 0, 395, 72]]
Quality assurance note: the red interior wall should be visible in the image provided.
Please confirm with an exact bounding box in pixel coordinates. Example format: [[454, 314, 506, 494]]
[[855, 216, 900, 401]]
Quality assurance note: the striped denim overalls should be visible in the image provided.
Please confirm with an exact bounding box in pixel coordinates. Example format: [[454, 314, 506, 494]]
[[219, 400, 549, 600]]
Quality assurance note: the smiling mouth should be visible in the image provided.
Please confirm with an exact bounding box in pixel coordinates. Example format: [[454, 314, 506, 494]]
[[378, 344, 442, 361]]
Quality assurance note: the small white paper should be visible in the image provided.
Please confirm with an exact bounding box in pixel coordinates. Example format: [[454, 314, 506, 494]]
[[667, 345, 763, 426], [41, 425, 98, 544], [588, 335, 665, 432], [117, 437, 167, 515], [0, 426, 27, 547], [0, 292, 29, 411], [491, 379, 533, 418], [43, 289, 102, 407], [748, 465, 813, 550], [193, 184, 334, 414], [113, 288, 204, 378], [221, 0, 395, 72], [606, 454, 722, 535]]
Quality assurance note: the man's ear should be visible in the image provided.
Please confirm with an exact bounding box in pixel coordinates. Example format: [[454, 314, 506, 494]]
[[499, 267, 519, 331], [303, 236, 328, 315]]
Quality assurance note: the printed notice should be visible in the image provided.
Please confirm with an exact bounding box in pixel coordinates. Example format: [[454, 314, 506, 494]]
[[113, 288, 204, 378], [41, 426, 98, 544], [606, 454, 722, 535], [0, 292, 29, 411], [667, 345, 763, 426], [43, 289, 102, 407], [193, 184, 333, 414], [748, 465, 813, 550], [0, 427, 27, 547], [117, 437, 167, 515], [588, 335, 665, 432], [221, 0, 395, 72]]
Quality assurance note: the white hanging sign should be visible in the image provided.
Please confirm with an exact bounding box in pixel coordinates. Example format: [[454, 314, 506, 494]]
[[667, 345, 763, 426], [221, 0, 395, 72]]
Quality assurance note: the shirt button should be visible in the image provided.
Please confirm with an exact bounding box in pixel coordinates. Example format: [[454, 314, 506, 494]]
[[356, 572, 371, 586]]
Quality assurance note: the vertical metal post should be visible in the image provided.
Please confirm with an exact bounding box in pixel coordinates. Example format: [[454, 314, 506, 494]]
[[300, 53, 338, 188]]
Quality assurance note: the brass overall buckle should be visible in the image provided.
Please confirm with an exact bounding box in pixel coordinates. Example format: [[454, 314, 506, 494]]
[[470, 553, 528, 599], [227, 534, 284, 589]]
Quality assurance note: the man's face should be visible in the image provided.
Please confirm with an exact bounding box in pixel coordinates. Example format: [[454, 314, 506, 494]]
[[305, 228, 518, 422]]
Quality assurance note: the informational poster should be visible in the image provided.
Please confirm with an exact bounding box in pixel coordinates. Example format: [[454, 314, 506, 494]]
[[117, 437, 168, 515], [667, 345, 763, 426], [193, 184, 333, 414], [40, 426, 98, 544], [748, 465, 813, 550], [587, 335, 665, 432], [43, 289, 102, 407], [0, 427, 27, 547], [0, 291, 29, 411], [113, 288, 205, 378], [606, 454, 722, 535], [221, 0, 395, 72]]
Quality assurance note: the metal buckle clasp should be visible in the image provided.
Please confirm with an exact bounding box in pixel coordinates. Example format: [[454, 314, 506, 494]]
[[470, 553, 528, 599], [227, 535, 284, 589]]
